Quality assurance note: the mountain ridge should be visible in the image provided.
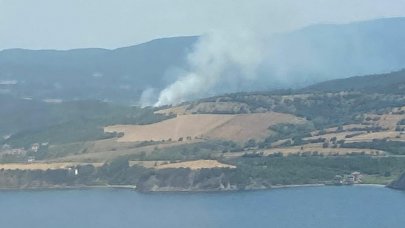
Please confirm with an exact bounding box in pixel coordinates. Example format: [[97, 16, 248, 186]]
[[1, 18, 405, 104], [304, 69, 405, 94]]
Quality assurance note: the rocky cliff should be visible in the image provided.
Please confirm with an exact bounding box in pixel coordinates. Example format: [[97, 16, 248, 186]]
[[388, 173, 405, 190]]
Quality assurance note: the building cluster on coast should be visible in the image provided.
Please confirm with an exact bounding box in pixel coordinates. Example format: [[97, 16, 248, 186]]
[[334, 172, 362, 185]]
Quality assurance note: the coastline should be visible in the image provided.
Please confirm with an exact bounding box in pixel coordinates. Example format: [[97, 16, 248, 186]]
[[354, 183, 386, 188], [271, 184, 325, 189], [0, 183, 388, 192]]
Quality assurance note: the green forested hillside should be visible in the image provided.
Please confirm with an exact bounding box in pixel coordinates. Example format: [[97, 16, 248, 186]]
[[304, 69, 405, 94], [0, 96, 172, 146], [2, 34, 405, 190]]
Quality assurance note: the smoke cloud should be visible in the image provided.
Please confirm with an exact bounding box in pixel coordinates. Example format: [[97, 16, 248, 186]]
[[139, 87, 158, 107], [146, 17, 405, 107], [154, 30, 264, 106]]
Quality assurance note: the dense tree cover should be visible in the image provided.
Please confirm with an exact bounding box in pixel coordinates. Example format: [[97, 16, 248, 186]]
[[0, 99, 173, 147], [229, 156, 405, 184], [188, 92, 405, 130], [398, 119, 405, 125], [304, 69, 405, 94], [0, 159, 151, 188], [291, 94, 405, 128], [0, 95, 52, 135], [262, 123, 315, 147], [0, 169, 76, 188], [127, 140, 233, 161], [2, 155, 404, 190]]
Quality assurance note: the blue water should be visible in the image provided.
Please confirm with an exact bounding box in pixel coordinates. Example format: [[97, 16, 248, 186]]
[[0, 186, 404, 228]]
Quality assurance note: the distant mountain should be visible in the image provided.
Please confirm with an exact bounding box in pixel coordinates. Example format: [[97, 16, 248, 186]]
[[266, 17, 405, 86], [1, 17, 405, 104], [0, 36, 197, 104], [304, 69, 405, 94]]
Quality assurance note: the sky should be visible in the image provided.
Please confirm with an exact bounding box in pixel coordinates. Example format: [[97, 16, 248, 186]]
[[1, 0, 405, 50]]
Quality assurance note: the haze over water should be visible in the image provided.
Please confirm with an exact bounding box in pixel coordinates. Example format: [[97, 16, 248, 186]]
[[1, 186, 405, 228]]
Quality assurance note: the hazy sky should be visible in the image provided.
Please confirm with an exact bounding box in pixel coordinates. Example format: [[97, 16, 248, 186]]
[[1, 0, 405, 50]]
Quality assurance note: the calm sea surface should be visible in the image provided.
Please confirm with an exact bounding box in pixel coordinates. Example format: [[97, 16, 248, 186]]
[[0, 186, 404, 228]]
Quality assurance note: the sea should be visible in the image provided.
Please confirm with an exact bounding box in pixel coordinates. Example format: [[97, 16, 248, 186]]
[[0, 185, 404, 228]]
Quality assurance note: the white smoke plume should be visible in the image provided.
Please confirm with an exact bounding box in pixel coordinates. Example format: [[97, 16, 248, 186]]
[[154, 30, 264, 107], [147, 17, 405, 107], [139, 87, 158, 107]]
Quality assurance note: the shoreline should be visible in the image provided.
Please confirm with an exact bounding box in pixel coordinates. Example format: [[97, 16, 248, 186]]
[[0, 183, 387, 192], [271, 184, 325, 189]]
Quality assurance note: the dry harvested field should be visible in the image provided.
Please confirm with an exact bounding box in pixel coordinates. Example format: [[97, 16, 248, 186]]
[[310, 124, 369, 136], [155, 102, 250, 115], [346, 131, 404, 142], [51, 139, 199, 163], [280, 94, 312, 101], [130, 160, 236, 170], [155, 160, 236, 170], [364, 113, 405, 130], [188, 102, 251, 114], [262, 145, 383, 156], [222, 147, 383, 158], [155, 101, 260, 115], [105, 112, 305, 143], [155, 105, 190, 115], [129, 160, 168, 168], [0, 162, 103, 170], [305, 131, 366, 142]]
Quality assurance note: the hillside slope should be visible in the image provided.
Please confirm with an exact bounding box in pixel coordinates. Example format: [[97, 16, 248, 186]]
[[105, 113, 305, 142], [304, 69, 405, 94]]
